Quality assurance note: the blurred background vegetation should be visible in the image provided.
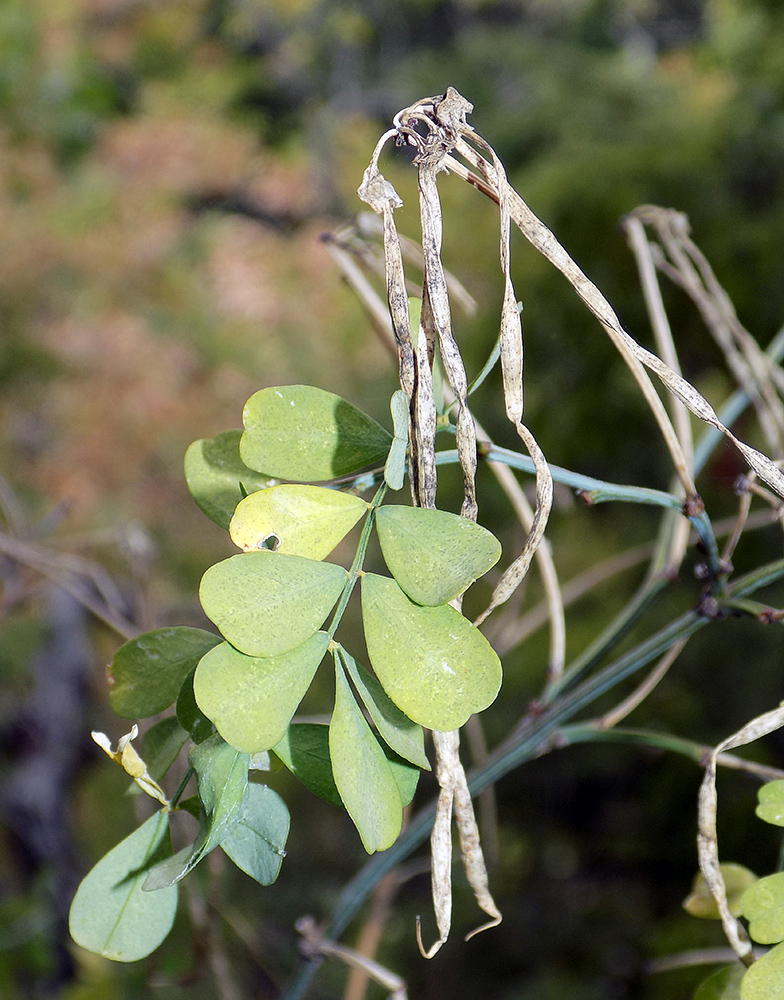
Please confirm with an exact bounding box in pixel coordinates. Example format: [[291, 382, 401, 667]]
[[2, 0, 784, 997]]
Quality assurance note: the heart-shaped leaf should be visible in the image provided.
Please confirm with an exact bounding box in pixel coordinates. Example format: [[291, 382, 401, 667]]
[[272, 724, 342, 807], [741, 872, 784, 944], [375, 505, 501, 606], [185, 430, 276, 529], [339, 648, 429, 770], [361, 573, 502, 731], [740, 940, 784, 999], [194, 632, 330, 753], [109, 627, 222, 719], [241, 385, 392, 481], [756, 780, 784, 827], [69, 811, 177, 962], [229, 485, 368, 560], [199, 551, 347, 657], [329, 660, 403, 853], [221, 782, 289, 886], [144, 736, 249, 890]]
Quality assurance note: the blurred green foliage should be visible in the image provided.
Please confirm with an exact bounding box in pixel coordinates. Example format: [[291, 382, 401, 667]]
[[1, 1, 784, 998]]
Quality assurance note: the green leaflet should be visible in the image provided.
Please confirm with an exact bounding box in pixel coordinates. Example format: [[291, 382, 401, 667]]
[[176, 670, 215, 743], [241, 385, 393, 481], [199, 551, 347, 657], [272, 724, 342, 807], [361, 573, 502, 731], [329, 660, 403, 853], [384, 390, 409, 491], [221, 782, 289, 886], [229, 485, 368, 560], [109, 627, 222, 719], [141, 716, 189, 782], [740, 941, 784, 999], [144, 736, 249, 890], [375, 505, 501, 606], [683, 864, 758, 919], [69, 811, 177, 962], [194, 632, 330, 753], [338, 648, 429, 770], [756, 780, 784, 827], [693, 964, 744, 1000], [185, 429, 276, 530], [740, 871, 784, 944]]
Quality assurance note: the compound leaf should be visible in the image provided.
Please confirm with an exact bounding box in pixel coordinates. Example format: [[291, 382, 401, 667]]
[[109, 627, 222, 719], [199, 551, 347, 657], [339, 648, 429, 770], [362, 573, 502, 731], [272, 724, 342, 807], [69, 811, 177, 962], [229, 485, 367, 560], [330, 660, 403, 853], [375, 505, 501, 606], [194, 632, 330, 753], [144, 736, 249, 890], [241, 385, 392, 481], [221, 782, 289, 886], [741, 872, 784, 944], [185, 430, 275, 529]]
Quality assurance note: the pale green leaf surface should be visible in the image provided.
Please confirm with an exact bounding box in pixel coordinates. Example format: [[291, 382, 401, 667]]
[[184, 430, 275, 530], [69, 811, 177, 962], [693, 963, 744, 1000], [740, 941, 784, 999], [386, 751, 420, 807], [144, 736, 249, 890], [221, 782, 289, 885], [684, 864, 758, 919], [229, 485, 367, 559], [109, 627, 221, 719], [241, 385, 392, 481], [272, 724, 342, 807], [756, 780, 784, 827], [384, 390, 409, 491], [361, 574, 502, 731], [339, 649, 429, 770], [375, 505, 501, 606], [740, 871, 784, 944], [329, 662, 403, 853], [199, 552, 347, 657], [194, 633, 330, 753]]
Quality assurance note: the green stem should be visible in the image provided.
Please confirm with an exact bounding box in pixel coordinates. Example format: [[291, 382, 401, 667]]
[[327, 482, 387, 640]]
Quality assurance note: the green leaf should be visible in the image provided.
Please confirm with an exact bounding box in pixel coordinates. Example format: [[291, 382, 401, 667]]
[[199, 551, 348, 657], [329, 660, 403, 853], [384, 391, 409, 491], [185, 430, 276, 529], [240, 385, 393, 481], [144, 735, 249, 890], [221, 782, 289, 885], [141, 717, 189, 782], [176, 671, 214, 743], [741, 941, 784, 999], [229, 485, 368, 560], [756, 780, 784, 827], [361, 573, 502, 731], [272, 724, 342, 807], [386, 750, 420, 807], [109, 627, 222, 719], [69, 811, 177, 962], [684, 864, 758, 919], [194, 632, 330, 753], [693, 963, 744, 1000], [375, 505, 501, 606], [740, 872, 784, 943], [339, 648, 429, 770]]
